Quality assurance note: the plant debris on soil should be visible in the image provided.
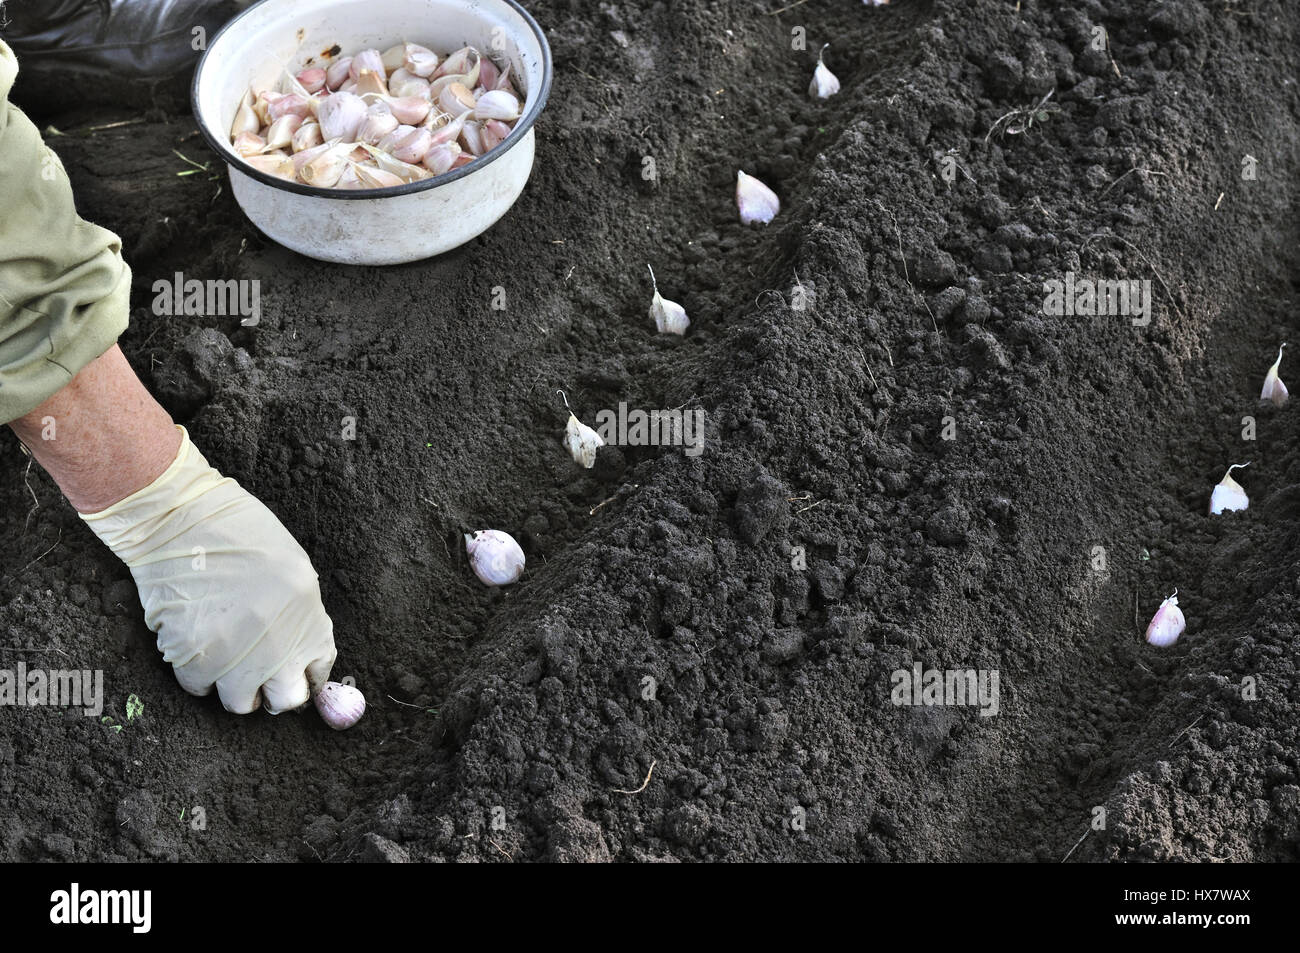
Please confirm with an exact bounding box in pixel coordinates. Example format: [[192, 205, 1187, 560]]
[[2, 0, 1300, 862]]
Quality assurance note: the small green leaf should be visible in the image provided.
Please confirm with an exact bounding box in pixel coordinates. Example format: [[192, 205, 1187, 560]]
[[126, 694, 144, 722]]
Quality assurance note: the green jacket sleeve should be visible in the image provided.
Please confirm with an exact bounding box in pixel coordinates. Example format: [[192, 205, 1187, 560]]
[[0, 38, 130, 425]]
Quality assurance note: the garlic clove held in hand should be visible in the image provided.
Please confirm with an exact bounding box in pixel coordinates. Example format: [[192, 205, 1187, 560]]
[[314, 681, 365, 730], [1144, 591, 1185, 648], [465, 530, 526, 586], [736, 170, 780, 225], [809, 44, 840, 99], [1209, 463, 1249, 515], [1261, 343, 1288, 407], [564, 412, 605, 468], [647, 264, 689, 335]]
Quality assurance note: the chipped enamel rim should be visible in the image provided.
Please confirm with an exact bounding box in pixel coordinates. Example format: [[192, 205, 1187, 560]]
[[191, 0, 552, 200]]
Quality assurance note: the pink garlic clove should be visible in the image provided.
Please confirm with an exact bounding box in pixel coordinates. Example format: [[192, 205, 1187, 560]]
[[296, 67, 327, 94], [422, 141, 462, 175], [325, 56, 353, 90], [1144, 591, 1186, 648], [391, 127, 433, 164], [314, 681, 365, 730], [478, 58, 500, 91]]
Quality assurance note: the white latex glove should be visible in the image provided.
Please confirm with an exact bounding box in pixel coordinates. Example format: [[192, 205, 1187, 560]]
[[81, 426, 336, 714]]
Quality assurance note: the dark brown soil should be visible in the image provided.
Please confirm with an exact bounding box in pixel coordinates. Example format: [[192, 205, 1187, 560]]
[[3, 0, 1300, 862]]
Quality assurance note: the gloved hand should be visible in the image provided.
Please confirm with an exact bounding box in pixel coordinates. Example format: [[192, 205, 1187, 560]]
[[80, 425, 336, 713]]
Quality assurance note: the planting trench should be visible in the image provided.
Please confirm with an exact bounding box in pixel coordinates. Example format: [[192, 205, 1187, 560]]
[[2, 0, 1299, 861]]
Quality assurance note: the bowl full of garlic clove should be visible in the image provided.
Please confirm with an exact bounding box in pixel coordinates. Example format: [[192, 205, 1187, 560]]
[[193, 0, 552, 265]]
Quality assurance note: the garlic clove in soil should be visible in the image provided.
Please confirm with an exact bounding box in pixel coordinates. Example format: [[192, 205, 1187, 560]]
[[1144, 591, 1185, 648], [564, 412, 605, 468], [809, 44, 841, 99], [647, 264, 690, 335], [736, 170, 780, 225], [1209, 462, 1249, 515], [314, 681, 366, 730], [1261, 343, 1289, 407], [465, 530, 526, 586]]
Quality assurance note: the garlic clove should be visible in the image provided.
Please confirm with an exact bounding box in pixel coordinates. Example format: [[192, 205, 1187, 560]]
[[434, 46, 481, 87], [564, 412, 605, 468], [405, 42, 440, 78], [385, 95, 431, 125], [478, 58, 500, 91], [1144, 591, 1185, 648], [481, 119, 512, 152], [428, 111, 467, 146], [391, 126, 433, 164], [253, 90, 283, 126], [231, 88, 260, 138], [261, 113, 304, 152], [1261, 343, 1288, 407], [451, 152, 475, 169], [494, 63, 517, 96], [808, 44, 841, 99], [353, 68, 388, 98], [325, 56, 353, 91], [291, 119, 323, 153], [299, 140, 357, 187], [647, 264, 690, 335], [335, 163, 366, 190], [465, 530, 525, 586], [389, 68, 431, 100], [290, 138, 342, 175], [380, 43, 408, 73], [317, 91, 367, 142], [1209, 463, 1249, 515], [244, 153, 297, 181], [736, 170, 780, 225], [296, 67, 327, 94], [472, 89, 521, 121], [349, 48, 386, 82], [460, 120, 487, 156], [358, 105, 400, 145], [439, 81, 478, 117], [314, 681, 366, 730], [376, 123, 416, 153], [422, 141, 462, 174], [233, 131, 265, 157], [358, 143, 432, 181], [351, 163, 407, 189]]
